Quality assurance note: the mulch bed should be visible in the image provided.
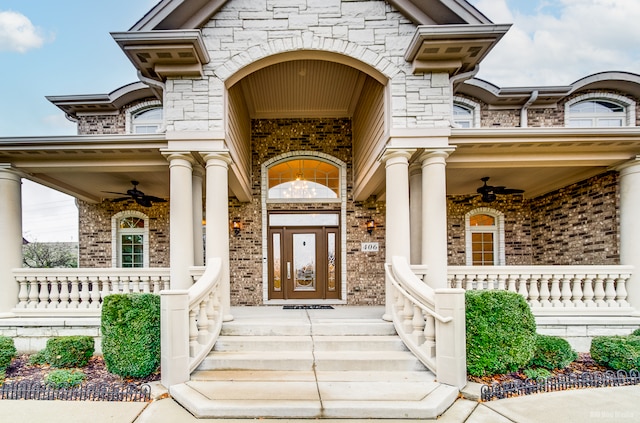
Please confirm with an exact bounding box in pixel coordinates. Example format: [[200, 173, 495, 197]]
[[3, 355, 160, 388], [467, 352, 610, 385]]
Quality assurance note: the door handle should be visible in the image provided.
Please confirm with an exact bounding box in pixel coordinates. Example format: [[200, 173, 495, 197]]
[[287, 262, 291, 279]]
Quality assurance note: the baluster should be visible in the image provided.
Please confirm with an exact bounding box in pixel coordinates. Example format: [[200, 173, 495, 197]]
[[582, 274, 595, 307], [89, 276, 101, 309], [162, 276, 171, 291], [528, 275, 540, 307], [486, 273, 497, 290], [402, 297, 413, 334], [604, 275, 618, 307], [79, 276, 91, 309], [476, 274, 486, 291], [506, 275, 517, 293], [27, 276, 40, 308], [560, 275, 573, 307], [197, 300, 210, 345], [615, 275, 629, 307], [121, 276, 131, 294], [69, 276, 80, 308], [549, 275, 562, 307], [17, 276, 28, 308], [189, 309, 199, 357], [453, 274, 463, 289], [593, 274, 606, 307], [571, 275, 585, 308], [497, 274, 506, 291], [422, 312, 436, 360], [538, 274, 551, 307], [411, 305, 425, 345], [130, 276, 140, 293], [100, 276, 111, 303], [37, 276, 49, 309], [517, 274, 530, 301], [150, 276, 161, 294], [211, 291, 221, 321], [58, 276, 70, 309], [140, 276, 151, 293], [48, 276, 60, 309], [206, 292, 216, 328]]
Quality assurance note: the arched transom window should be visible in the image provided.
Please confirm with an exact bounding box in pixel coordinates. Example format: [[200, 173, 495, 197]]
[[453, 104, 474, 128], [465, 209, 505, 266], [132, 107, 163, 134], [567, 99, 625, 127], [268, 158, 339, 200]]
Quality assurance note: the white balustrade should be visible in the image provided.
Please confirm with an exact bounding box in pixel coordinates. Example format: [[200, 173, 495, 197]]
[[446, 265, 634, 316], [388, 256, 467, 389], [11, 268, 170, 316]]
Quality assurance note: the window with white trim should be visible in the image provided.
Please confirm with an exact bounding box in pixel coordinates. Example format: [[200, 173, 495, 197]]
[[131, 107, 163, 134], [453, 104, 474, 128], [267, 158, 340, 201], [112, 211, 150, 267], [567, 99, 625, 127], [465, 209, 505, 266]]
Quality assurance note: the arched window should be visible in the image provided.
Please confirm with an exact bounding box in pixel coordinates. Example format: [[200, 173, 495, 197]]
[[565, 94, 635, 127], [267, 158, 340, 201], [111, 211, 149, 267], [453, 104, 474, 128], [465, 209, 505, 266], [131, 107, 163, 134]]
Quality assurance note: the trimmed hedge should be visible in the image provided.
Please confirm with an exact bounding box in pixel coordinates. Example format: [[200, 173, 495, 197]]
[[101, 293, 160, 378], [632, 328, 640, 337], [44, 336, 94, 368], [45, 369, 86, 388], [529, 334, 577, 370], [0, 336, 16, 370], [590, 335, 640, 372], [466, 290, 537, 376]]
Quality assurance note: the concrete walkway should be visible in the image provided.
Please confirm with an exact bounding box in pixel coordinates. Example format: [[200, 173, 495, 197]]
[[0, 384, 638, 422]]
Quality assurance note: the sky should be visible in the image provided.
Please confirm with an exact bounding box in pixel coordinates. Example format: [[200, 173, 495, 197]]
[[1, 0, 639, 241]]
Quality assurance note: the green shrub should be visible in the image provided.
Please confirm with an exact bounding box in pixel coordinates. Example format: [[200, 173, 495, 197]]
[[631, 328, 640, 337], [523, 367, 552, 380], [529, 334, 577, 370], [45, 369, 85, 388], [44, 336, 94, 368], [466, 290, 537, 376], [101, 293, 160, 378], [590, 335, 640, 372], [28, 350, 48, 365], [0, 336, 16, 370]]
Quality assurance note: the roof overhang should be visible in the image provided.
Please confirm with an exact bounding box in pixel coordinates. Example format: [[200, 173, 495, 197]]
[[46, 82, 157, 120], [405, 24, 511, 76], [111, 30, 210, 82]]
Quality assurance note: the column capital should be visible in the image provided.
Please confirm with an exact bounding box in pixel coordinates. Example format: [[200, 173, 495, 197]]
[[419, 148, 455, 165], [616, 155, 640, 175], [409, 162, 422, 177], [201, 151, 233, 167], [0, 164, 23, 181], [162, 151, 195, 165], [381, 149, 415, 167]]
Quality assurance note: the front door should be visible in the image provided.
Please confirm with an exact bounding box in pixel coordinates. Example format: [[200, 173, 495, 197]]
[[268, 213, 340, 300]]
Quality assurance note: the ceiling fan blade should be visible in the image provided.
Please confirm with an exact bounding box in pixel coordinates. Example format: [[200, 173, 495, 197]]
[[103, 191, 129, 196], [498, 188, 525, 194], [144, 196, 167, 203]]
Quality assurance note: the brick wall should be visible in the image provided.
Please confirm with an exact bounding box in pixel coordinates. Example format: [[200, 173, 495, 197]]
[[446, 172, 619, 266], [77, 98, 158, 135], [78, 200, 169, 268]]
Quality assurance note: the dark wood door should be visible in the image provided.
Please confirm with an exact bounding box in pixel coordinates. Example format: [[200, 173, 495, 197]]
[[268, 225, 340, 300]]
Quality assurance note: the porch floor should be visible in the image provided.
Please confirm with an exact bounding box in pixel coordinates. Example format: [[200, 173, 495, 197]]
[[171, 305, 458, 419]]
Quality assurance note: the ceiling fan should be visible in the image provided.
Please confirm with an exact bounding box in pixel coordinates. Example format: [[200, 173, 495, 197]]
[[475, 177, 524, 203], [103, 181, 166, 207]]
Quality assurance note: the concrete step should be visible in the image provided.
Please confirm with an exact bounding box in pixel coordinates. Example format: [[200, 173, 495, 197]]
[[312, 335, 408, 351], [221, 319, 396, 336], [213, 334, 407, 352], [170, 370, 456, 419]]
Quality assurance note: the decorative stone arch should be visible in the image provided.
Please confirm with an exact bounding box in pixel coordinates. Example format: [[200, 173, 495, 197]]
[[219, 36, 400, 87], [465, 207, 505, 266], [261, 151, 348, 303], [453, 96, 481, 128], [125, 100, 164, 133], [111, 210, 150, 268], [564, 92, 636, 127]]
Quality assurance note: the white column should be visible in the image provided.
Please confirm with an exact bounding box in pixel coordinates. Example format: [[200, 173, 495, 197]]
[[618, 157, 640, 313], [166, 153, 195, 290], [421, 150, 451, 289], [382, 150, 414, 321], [409, 163, 422, 265], [0, 166, 22, 316], [192, 166, 204, 267], [202, 152, 233, 322]]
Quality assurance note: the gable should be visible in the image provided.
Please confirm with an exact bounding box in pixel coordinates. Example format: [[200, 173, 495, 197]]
[[131, 0, 492, 31]]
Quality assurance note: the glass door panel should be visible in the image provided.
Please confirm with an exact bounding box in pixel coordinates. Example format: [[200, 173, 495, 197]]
[[292, 233, 316, 291]]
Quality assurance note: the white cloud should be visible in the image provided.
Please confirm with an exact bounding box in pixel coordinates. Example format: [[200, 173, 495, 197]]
[[470, 0, 640, 86], [0, 10, 46, 53]]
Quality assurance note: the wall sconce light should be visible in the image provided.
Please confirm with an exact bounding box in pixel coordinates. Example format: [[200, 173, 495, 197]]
[[232, 219, 241, 237], [366, 219, 375, 235]]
